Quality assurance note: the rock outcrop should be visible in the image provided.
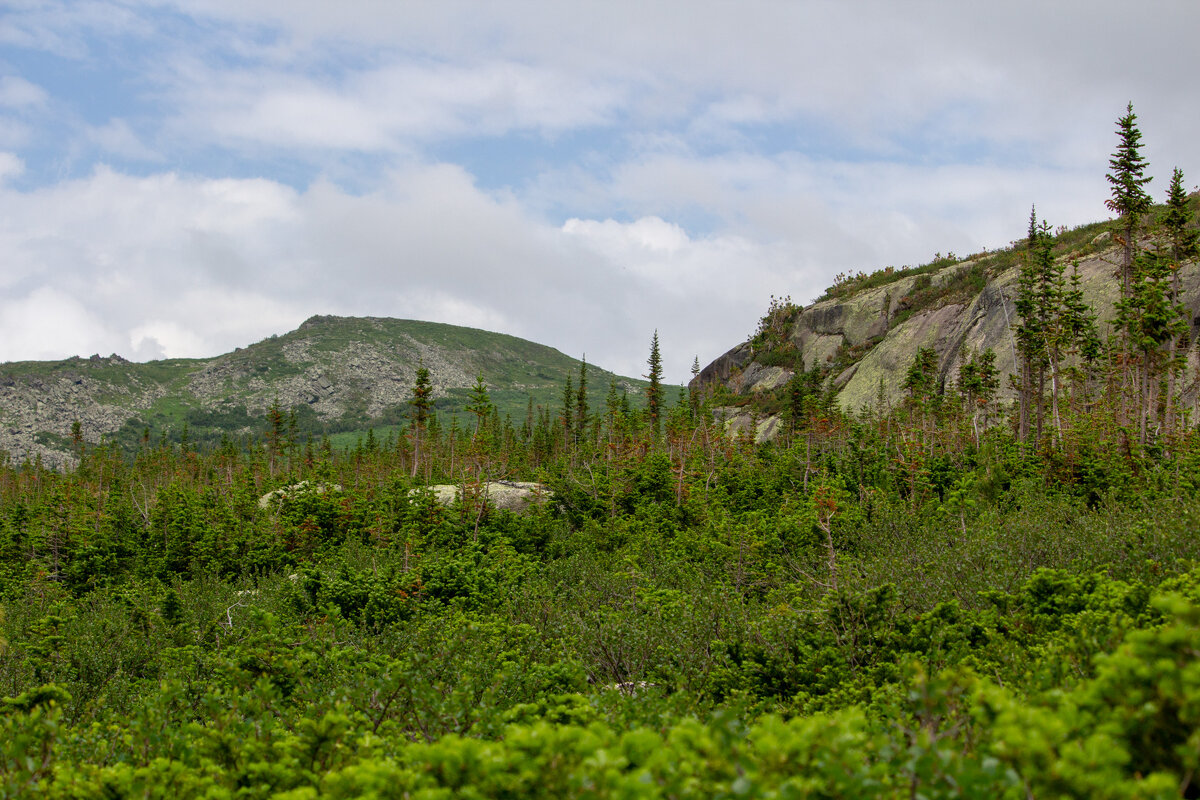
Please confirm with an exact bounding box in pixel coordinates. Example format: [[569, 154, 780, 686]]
[[695, 240, 1200, 436], [413, 481, 551, 514], [258, 481, 344, 510]]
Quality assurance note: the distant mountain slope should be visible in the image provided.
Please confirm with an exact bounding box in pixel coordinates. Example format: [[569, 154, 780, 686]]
[[694, 217, 1200, 439], [0, 315, 645, 468]]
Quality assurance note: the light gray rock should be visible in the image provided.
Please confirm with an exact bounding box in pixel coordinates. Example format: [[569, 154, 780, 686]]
[[258, 480, 344, 509], [712, 408, 783, 443], [412, 480, 551, 514]]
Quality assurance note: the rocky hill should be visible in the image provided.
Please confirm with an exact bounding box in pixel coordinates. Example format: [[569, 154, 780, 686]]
[[695, 218, 1200, 439], [0, 316, 645, 468]]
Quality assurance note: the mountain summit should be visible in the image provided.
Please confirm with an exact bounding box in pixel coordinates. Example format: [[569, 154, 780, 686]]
[[1, 316, 644, 468]]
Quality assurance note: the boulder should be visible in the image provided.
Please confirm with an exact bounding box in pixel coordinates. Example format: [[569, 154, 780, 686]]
[[412, 480, 550, 514], [258, 480, 343, 509]]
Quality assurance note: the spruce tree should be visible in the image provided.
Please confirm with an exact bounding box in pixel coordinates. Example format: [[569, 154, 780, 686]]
[[409, 362, 433, 479], [465, 372, 493, 441], [1105, 103, 1153, 419], [1013, 208, 1046, 444], [1127, 248, 1184, 444], [1062, 262, 1102, 415], [560, 372, 574, 450], [1161, 167, 1198, 434], [265, 397, 286, 475], [575, 357, 589, 439], [1163, 167, 1199, 267], [689, 355, 702, 418], [1106, 103, 1154, 299], [645, 331, 664, 436], [958, 348, 998, 444]]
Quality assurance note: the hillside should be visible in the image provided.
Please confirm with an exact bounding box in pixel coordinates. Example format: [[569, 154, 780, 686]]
[[0, 315, 645, 467], [695, 216, 1200, 439]]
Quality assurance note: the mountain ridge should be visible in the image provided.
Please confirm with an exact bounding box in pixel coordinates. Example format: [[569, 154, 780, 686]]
[[0, 315, 646, 468]]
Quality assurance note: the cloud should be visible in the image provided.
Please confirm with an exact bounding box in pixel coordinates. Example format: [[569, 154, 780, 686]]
[[165, 59, 624, 154], [0, 0, 154, 57], [0, 152, 23, 183], [85, 118, 161, 161], [0, 163, 785, 382], [0, 286, 118, 361], [0, 76, 48, 108]]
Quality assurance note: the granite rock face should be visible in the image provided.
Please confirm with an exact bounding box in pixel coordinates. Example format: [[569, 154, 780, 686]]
[[695, 244, 1200, 437]]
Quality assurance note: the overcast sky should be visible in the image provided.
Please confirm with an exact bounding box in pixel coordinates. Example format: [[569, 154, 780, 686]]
[[1, 1, 1198, 383]]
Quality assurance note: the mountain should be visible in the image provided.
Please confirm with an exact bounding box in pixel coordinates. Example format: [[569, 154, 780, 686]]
[[0, 315, 646, 468], [694, 216, 1200, 439]]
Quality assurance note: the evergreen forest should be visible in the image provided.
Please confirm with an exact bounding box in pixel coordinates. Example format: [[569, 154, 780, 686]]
[[4, 105, 1200, 798]]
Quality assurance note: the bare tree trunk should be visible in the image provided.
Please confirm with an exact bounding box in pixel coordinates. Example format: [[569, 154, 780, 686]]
[[410, 428, 421, 479], [1140, 357, 1150, 447], [1049, 353, 1062, 448]]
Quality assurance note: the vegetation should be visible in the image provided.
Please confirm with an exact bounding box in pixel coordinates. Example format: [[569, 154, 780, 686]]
[[3, 105, 1200, 797], [3, 315, 1200, 796]]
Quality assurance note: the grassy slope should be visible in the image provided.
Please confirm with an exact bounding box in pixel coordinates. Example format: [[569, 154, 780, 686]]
[[1, 316, 648, 457]]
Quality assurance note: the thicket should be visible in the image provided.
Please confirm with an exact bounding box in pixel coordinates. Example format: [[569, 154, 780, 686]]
[[4, 348, 1200, 797]]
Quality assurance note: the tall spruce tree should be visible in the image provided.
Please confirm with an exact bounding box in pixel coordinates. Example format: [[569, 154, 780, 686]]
[[560, 372, 574, 450], [1106, 103, 1154, 298], [409, 362, 433, 478], [646, 331, 664, 436], [575, 357, 590, 440], [1105, 103, 1154, 419], [1014, 207, 1046, 444]]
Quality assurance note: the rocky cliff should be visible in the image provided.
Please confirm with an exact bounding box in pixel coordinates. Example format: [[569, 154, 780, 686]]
[[695, 225, 1200, 438]]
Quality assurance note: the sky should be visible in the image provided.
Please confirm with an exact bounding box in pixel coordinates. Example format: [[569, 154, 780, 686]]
[[1, 1, 1198, 384]]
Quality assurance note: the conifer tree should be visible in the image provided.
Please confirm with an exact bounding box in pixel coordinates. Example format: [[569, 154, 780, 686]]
[[645, 331, 664, 436], [409, 362, 433, 479], [560, 372, 574, 450], [1013, 208, 1046, 444], [265, 397, 286, 475], [903, 347, 939, 405], [1106, 103, 1154, 299], [1163, 167, 1199, 268], [1105, 103, 1154, 416], [958, 348, 999, 444], [575, 357, 589, 440], [465, 372, 493, 441], [689, 355, 702, 418], [1127, 248, 1186, 444], [1061, 262, 1102, 414], [1161, 167, 1198, 434]]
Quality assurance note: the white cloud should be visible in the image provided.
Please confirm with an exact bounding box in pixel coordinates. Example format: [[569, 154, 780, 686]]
[[0, 76, 48, 108], [0, 286, 119, 361], [0, 0, 153, 57], [0, 163, 808, 382], [168, 59, 624, 152], [0, 153, 23, 183]]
